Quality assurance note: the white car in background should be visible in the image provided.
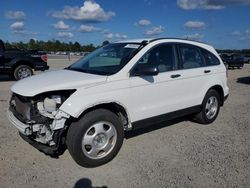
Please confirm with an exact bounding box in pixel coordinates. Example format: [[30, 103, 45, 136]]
[[8, 38, 229, 167]]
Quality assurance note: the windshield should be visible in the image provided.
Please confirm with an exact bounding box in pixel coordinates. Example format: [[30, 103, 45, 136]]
[[67, 43, 141, 75]]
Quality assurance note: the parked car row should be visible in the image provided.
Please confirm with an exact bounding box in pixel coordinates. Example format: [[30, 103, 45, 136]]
[[243, 55, 250, 64], [48, 51, 90, 56], [219, 53, 248, 69]]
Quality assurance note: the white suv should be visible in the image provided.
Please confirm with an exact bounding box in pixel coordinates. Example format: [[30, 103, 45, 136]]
[[8, 38, 229, 167]]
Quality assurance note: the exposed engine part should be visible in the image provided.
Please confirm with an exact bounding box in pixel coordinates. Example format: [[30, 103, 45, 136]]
[[37, 101, 55, 119], [10, 92, 71, 146], [44, 98, 57, 113], [33, 125, 55, 146], [34, 101, 70, 145]]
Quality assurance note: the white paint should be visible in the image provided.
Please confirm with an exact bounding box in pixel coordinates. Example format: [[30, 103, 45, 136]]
[[11, 38, 229, 126]]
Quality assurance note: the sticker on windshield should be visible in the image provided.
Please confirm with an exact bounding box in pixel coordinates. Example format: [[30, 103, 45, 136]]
[[124, 44, 140, 49]]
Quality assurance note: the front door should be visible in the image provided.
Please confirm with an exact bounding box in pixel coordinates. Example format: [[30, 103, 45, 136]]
[[129, 43, 185, 122]]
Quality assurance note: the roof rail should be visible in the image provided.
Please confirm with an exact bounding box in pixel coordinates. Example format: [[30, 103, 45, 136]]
[[149, 38, 209, 45]]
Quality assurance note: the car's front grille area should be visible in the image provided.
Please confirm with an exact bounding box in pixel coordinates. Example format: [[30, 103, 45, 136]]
[[9, 94, 32, 123]]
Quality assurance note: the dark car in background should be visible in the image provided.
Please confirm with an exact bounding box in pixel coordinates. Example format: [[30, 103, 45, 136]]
[[243, 55, 250, 64], [0, 40, 49, 80], [220, 53, 244, 69]]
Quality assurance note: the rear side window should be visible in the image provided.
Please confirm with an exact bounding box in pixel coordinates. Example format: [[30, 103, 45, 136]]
[[179, 44, 205, 69], [202, 49, 220, 66]]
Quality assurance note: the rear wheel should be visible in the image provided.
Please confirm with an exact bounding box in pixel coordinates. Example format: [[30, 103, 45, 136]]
[[194, 90, 220, 124], [66, 109, 124, 167], [14, 65, 33, 80]]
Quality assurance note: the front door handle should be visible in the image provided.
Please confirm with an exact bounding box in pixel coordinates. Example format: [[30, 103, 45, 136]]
[[204, 70, 211, 73], [171, 74, 181, 78]]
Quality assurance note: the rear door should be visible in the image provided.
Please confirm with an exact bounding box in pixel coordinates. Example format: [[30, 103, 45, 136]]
[[175, 43, 209, 107]]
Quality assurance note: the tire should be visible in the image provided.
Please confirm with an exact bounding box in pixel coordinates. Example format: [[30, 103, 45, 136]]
[[194, 89, 220, 124], [14, 65, 33, 80], [66, 109, 124, 168]]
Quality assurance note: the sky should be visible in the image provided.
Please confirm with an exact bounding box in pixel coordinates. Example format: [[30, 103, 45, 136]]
[[0, 0, 250, 49]]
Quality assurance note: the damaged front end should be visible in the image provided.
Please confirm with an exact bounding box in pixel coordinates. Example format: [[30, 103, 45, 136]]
[[8, 90, 75, 156]]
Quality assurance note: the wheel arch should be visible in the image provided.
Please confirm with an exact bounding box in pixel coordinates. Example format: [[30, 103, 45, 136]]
[[68, 102, 131, 131], [12, 60, 34, 72], [206, 85, 224, 106]]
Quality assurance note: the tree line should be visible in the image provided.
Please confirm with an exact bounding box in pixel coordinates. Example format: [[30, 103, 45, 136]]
[[3, 39, 250, 55], [216, 49, 250, 55], [4, 39, 97, 52]]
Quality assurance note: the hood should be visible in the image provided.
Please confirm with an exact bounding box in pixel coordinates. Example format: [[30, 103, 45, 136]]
[[11, 70, 107, 96]]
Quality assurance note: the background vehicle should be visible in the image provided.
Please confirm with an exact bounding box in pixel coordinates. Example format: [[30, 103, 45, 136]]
[[0, 39, 49, 80], [243, 55, 250, 64], [8, 38, 229, 167], [220, 53, 244, 69]]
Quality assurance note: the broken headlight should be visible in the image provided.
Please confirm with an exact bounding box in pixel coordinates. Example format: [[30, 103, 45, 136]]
[[36, 90, 75, 117]]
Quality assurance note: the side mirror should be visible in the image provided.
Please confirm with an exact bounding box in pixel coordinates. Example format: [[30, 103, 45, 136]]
[[131, 65, 159, 76]]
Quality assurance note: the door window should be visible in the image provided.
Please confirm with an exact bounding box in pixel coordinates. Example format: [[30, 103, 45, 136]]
[[202, 49, 220, 66], [179, 45, 205, 69], [137, 44, 177, 73]]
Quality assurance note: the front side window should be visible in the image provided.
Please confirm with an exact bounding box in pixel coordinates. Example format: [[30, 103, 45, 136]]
[[137, 44, 177, 73], [179, 45, 204, 69], [68, 43, 141, 75]]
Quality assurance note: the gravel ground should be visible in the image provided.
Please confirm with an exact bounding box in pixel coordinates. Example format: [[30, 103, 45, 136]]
[[0, 58, 249, 188]]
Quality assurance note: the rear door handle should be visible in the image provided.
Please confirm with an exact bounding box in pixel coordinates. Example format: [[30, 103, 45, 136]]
[[204, 70, 211, 73], [171, 74, 181, 78]]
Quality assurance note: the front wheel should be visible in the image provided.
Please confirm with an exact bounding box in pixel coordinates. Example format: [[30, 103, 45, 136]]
[[66, 109, 124, 167], [194, 89, 220, 124], [14, 65, 33, 80]]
